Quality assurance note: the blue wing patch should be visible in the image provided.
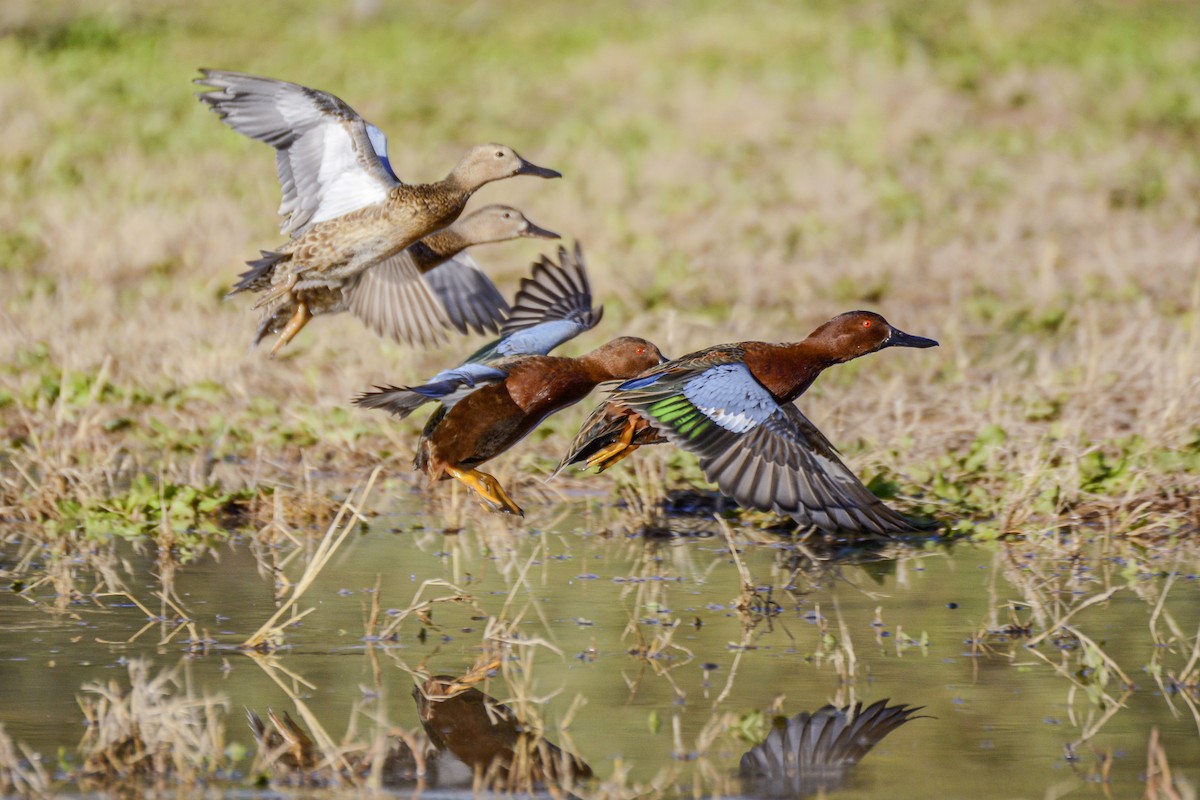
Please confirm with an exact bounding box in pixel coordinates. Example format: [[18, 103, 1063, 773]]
[[618, 372, 665, 391], [365, 123, 399, 183], [410, 364, 507, 398], [495, 319, 585, 357], [680, 363, 777, 434]]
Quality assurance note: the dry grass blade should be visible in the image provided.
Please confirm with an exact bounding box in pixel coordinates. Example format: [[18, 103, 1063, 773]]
[[242, 466, 381, 651], [244, 654, 358, 782], [0, 724, 50, 796], [76, 659, 229, 789], [1142, 726, 1193, 800]]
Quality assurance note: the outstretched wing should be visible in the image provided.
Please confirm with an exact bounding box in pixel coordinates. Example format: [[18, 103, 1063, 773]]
[[353, 363, 509, 418], [422, 253, 510, 336], [196, 69, 401, 237], [496, 243, 603, 349], [345, 251, 453, 347], [739, 699, 925, 789], [617, 362, 919, 535]]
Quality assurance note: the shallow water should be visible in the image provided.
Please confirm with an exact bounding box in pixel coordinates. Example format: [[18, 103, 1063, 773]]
[[2, 492, 1199, 797]]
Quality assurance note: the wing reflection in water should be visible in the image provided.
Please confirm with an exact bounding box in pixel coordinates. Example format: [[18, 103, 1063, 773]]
[[413, 673, 593, 792], [738, 700, 926, 797]]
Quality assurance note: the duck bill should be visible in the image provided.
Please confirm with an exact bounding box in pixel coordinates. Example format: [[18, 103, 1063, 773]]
[[886, 328, 939, 349], [516, 158, 562, 179], [521, 221, 561, 239]]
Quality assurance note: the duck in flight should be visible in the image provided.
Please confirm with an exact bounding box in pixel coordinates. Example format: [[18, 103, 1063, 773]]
[[195, 69, 561, 356], [555, 311, 938, 536]]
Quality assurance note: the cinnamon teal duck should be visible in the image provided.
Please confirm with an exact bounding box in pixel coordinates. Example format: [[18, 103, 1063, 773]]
[[241, 204, 560, 349], [360, 335, 664, 516], [354, 242, 602, 420], [554, 311, 937, 535], [195, 69, 561, 356]]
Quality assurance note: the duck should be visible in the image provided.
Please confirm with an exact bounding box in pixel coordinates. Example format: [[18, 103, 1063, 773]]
[[242, 204, 561, 349], [414, 671, 592, 789], [195, 69, 561, 356], [554, 311, 938, 535], [358, 334, 665, 516], [354, 242, 603, 420]]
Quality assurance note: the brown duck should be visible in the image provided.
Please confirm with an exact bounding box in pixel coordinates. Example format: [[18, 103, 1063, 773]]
[[196, 69, 561, 355], [360, 336, 665, 515], [242, 204, 560, 348], [414, 671, 592, 790], [555, 311, 938, 536]]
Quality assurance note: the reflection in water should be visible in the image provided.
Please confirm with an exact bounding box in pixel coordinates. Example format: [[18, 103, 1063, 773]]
[[738, 700, 925, 797], [4, 496, 1200, 797], [248, 707, 428, 788], [414, 670, 593, 792]]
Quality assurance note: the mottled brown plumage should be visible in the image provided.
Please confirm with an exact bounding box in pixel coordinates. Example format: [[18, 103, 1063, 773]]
[[196, 70, 560, 355], [249, 204, 559, 347]]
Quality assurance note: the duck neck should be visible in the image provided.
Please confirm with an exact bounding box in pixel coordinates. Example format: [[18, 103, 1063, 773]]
[[577, 351, 629, 385], [428, 172, 475, 209], [742, 342, 839, 403], [409, 226, 470, 273]]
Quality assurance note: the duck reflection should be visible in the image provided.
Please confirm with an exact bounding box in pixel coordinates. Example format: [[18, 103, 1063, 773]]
[[739, 700, 925, 797], [248, 689, 920, 795], [413, 673, 593, 791]]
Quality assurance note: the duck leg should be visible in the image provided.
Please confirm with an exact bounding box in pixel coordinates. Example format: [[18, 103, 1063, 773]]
[[586, 417, 640, 472], [269, 301, 312, 358], [444, 465, 524, 516], [253, 271, 298, 310]]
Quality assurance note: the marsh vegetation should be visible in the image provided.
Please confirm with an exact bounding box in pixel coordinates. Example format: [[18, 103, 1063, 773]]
[[1, 0, 1199, 795]]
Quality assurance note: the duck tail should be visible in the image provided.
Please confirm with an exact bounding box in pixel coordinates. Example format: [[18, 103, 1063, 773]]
[[412, 407, 447, 472], [550, 400, 623, 478], [228, 250, 288, 297], [352, 385, 430, 419]]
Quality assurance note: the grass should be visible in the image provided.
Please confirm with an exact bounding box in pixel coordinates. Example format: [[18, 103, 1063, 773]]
[[2, 0, 1200, 792], [2, 0, 1199, 545]]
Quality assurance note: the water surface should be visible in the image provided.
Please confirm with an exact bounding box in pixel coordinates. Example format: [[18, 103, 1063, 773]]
[[2, 493, 1198, 797]]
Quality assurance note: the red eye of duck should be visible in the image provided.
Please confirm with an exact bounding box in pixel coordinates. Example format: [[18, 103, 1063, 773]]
[[636, 346, 645, 355], [862, 320, 872, 328]]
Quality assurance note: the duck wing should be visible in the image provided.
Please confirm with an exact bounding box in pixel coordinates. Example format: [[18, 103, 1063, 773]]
[[345, 251, 453, 347], [354, 363, 510, 418], [614, 361, 920, 535], [196, 69, 401, 237], [421, 253, 510, 337], [551, 346, 748, 475], [496, 243, 603, 348], [739, 700, 925, 794]]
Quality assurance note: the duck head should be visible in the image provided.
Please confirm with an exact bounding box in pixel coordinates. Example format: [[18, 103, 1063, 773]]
[[452, 204, 560, 245], [453, 143, 562, 190], [584, 336, 668, 381], [808, 311, 938, 363]]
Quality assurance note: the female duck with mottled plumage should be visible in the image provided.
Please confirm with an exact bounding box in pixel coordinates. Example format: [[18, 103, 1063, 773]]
[[241, 204, 561, 349], [195, 69, 561, 356], [555, 311, 938, 536]]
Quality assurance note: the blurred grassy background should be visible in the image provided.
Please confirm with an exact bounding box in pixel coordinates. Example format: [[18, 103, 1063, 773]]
[[2, 0, 1199, 535]]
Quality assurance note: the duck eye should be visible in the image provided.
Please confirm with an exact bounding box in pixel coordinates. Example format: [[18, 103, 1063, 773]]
[[495, 150, 505, 158], [862, 320, 872, 328], [636, 346, 645, 355]]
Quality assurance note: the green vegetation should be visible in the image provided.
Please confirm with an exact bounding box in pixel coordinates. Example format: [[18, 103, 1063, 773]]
[[1, 4, 1199, 789], [4, 0, 1198, 543]]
